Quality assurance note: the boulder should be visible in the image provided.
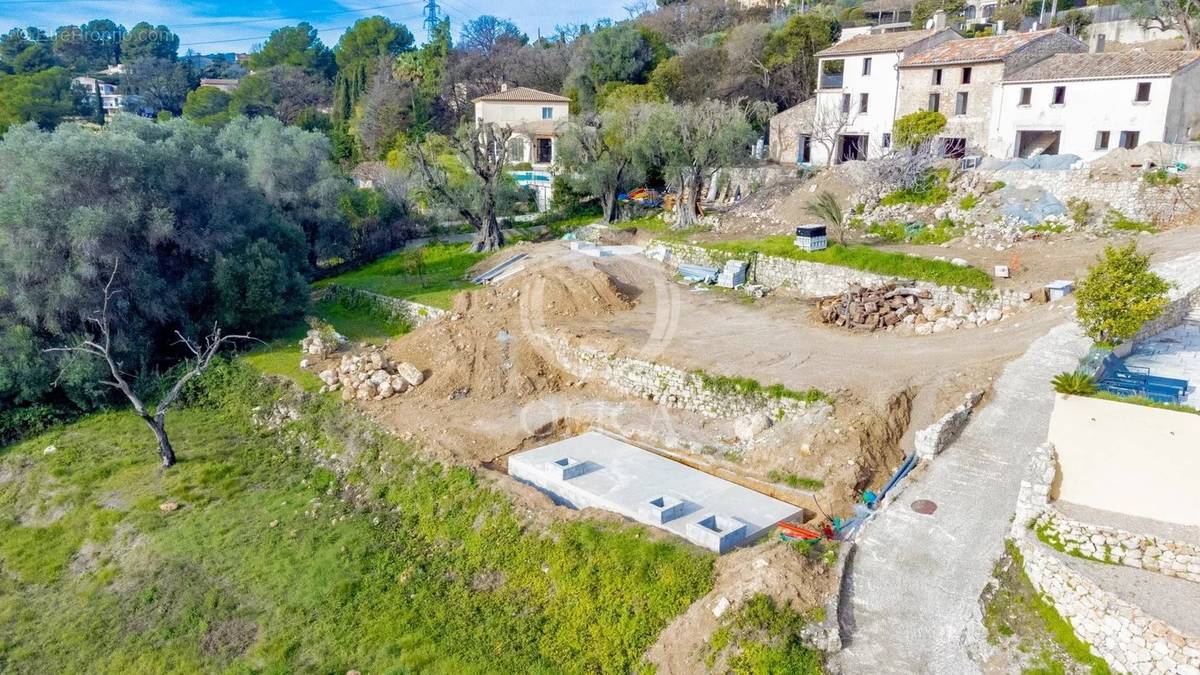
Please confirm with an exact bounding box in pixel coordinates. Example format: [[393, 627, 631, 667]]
[[396, 362, 425, 387], [734, 412, 773, 442]]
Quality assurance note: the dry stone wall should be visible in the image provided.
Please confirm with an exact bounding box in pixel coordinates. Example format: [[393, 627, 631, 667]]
[[914, 391, 984, 459], [649, 240, 1030, 333], [1034, 511, 1200, 584], [547, 337, 830, 423], [980, 168, 1199, 225], [315, 285, 446, 328], [1013, 443, 1200, 674]]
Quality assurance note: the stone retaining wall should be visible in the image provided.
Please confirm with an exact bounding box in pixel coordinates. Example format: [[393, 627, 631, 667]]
[[547, 337, 830, 423], [981, 168, 1199, 225], [1012, 443, 1200, 674], [316, 285, 446, 328], [1034, 510, 1200, 584], [649, 240, 1030, 332], [914, 391, 984, 459]]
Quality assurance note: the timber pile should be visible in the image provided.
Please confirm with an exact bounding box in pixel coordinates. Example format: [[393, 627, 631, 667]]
[[818, 283, 931, 331]]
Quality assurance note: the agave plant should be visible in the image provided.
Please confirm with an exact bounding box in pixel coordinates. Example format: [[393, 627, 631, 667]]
[[1051, 371, 1097, 396]]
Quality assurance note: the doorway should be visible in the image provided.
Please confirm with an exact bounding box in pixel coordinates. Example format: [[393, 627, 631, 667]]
[[536, 137, 553, 164], [1015, 130, 1061, 158], [838, 134, 867, 163], [797, 134, 812, 164]]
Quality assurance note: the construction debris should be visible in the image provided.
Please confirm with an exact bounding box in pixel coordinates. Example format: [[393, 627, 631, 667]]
[[819, 283, 931, 332], [717, 260, 748, 288], [316, 348, 426, 400]]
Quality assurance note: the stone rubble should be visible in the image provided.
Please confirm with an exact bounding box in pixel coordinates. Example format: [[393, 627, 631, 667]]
[[314, 348, 426, 401], [299, 328, 348, 357]]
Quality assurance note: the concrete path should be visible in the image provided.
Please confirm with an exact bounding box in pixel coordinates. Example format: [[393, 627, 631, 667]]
[[832, 320, 1091, 674]]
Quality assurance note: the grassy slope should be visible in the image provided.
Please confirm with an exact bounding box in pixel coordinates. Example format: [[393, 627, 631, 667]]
[[0, 364, 714, 674], [314, 242, 488, 310], [703, 237, 994, 290]]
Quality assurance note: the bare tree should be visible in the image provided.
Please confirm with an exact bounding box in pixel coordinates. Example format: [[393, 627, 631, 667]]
[[410, 122, 514, 252], [810, 101, 853, 167], [48, 263, 257, 468]]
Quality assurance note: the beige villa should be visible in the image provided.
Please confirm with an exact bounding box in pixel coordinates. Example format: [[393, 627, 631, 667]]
[[473, 85, 571, 210]]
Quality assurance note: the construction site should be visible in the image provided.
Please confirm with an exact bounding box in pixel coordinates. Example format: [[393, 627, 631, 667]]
[[294, 141, 1200, 673]]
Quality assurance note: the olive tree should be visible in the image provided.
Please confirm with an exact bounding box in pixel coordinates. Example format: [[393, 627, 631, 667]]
[[556, 106, 646, 222]]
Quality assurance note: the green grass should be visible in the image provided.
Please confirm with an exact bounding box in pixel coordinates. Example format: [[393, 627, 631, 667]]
[[766, 471, 824, 492], [879, 169, 951, 207], [691, 369, 828, 405], [1104, 211, 1157, 234], [524, 204, 604, 238], [1091, 391, 1199, 415], [620, 214, 711, 242], [0, 362, 715, 673], [959, 194, 980, 210], [704, 594, 824, 674], [314, 242, 488, 310], [982, 541, 1112, 674], [1143, 168, 1180, 187], [702, 237, 993, 289], [866, 219, 964, 245], [242, 298, 411, 392]]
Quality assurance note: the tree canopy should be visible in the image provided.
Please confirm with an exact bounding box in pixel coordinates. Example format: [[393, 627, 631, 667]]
[[249, 22, 335, 77], [1076, 243, 1171, 345], [335, 16, 415, 70]]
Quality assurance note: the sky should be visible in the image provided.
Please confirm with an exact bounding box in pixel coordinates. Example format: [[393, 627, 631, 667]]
[[0, 0, 633, 54]]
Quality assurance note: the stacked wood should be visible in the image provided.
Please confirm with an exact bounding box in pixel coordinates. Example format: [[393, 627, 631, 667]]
[[818, 283, 932, 332]]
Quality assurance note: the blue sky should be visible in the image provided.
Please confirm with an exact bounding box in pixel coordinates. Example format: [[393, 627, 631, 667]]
[[0, 0, 631, 54]]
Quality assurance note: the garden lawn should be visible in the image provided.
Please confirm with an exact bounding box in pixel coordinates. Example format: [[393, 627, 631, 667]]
[[314, 242, 487, 310], [703, 238, 993, 289], [0, 364, 714, 674]]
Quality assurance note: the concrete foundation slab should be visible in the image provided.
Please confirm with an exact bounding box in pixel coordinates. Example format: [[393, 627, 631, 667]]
[[508, 432, 801, 553]]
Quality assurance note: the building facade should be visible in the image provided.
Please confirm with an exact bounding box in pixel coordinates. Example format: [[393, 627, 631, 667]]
[[896, 29, 1084, 157], [473, 85, 571, 210], [810, 27, 959, 165], [73, 77, 123, 115], [990, 51, 1200, 161]]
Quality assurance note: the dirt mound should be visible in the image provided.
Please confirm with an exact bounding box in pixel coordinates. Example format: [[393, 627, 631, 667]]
[[385, 263, 633, 405]]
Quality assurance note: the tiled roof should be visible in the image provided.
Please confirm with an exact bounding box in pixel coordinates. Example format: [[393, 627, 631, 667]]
[[1005, 51, 1200, 82], [473, 86, 571, 103], [900, 29, 1067, 67], [817, 29, 938, 57]]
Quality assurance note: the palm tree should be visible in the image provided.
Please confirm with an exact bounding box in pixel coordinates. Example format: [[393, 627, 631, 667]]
[[1051, 371, 1097, 396], [807, 190, 846, 245]]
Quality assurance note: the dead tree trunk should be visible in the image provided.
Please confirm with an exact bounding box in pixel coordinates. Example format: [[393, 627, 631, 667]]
[[143, 414, 176, 467]]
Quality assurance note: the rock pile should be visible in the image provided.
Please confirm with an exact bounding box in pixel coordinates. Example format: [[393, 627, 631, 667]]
[[300, 328, 348, 357], [819, 283, 931, 331], [316, 348, 426, 401]]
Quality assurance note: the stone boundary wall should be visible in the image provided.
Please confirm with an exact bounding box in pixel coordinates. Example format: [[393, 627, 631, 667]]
[[1133, 283, 1200, 343], [1034, 510, 1200, 584], [546, 337, 830, 423], [649, 240, 1030, 331], [315, 285, 446, 328], [914, 391, 984, 459], [980, 168, 1199, 225], [1012, 443, 1200, 673]]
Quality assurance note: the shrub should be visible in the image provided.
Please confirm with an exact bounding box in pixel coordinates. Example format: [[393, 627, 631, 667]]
[[1144, 168, 1180, 187], [1066, 197, 1092, 225], [893, 110, 947, 149], [1075, 243, 1170, 344], [959, 194, 980, 210], [880, 169, 950, 206], [1104, 210, 1156, 233], [1051, 371, 1097, 396]]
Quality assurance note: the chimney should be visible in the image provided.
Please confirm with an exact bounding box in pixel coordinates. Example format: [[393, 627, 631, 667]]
[[932, 10, 947, 30], [500, 83, 509, 92], [1090, 33, 1106, 53], [996, 19, 1006, 35]]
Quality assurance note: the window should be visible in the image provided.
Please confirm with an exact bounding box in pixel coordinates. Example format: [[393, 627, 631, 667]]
[[862, 57, 872, 75], [961, 67, 972, 84], [1019, 87, 1032, 106], [1119, 131, 1140, 149], [1095, 131, 1110, 150], [955, 92, 969, 116], [932, 68, 943, 85], [798, 134, 812, 163], [541, 106, 554, 119], [841, 93, 851, 114], [882, 132, 892, 149], [1135, 82, 1151, 103], [928, 93, 940, 112], [860, 93, 869, 114], [1052, 86, 1066, 105]]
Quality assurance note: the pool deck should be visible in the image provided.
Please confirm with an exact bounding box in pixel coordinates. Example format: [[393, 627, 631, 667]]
[[1122, 322, 1200, 407]]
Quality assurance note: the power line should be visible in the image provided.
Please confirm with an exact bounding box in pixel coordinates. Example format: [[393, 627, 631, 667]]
[[178, 23, 355, 48], [170, 1, 428, 29]]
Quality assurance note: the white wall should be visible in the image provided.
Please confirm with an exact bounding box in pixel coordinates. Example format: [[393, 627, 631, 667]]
[[812, 51, 904, 164], [990, 76, 1174, 161], [1048, 394, 1200, 527], [474, 100, 569, 125]]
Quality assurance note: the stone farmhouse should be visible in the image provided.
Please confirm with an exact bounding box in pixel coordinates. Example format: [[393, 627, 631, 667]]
[[473, 85, 571, 210], [896, 28, 1085, 158], [991, 51, 1200, 161], [804, 27, 958, 165]]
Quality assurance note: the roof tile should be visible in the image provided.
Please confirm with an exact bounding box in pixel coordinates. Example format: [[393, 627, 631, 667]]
[[1005, 51, 1200, 81], [900, 29, 1067, 67], [817, 29, 938, 57], [473, 86, 571, 103]]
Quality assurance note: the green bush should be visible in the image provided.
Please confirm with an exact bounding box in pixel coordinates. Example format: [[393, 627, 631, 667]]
[[1143, 168, 1180, 187], [1076, 242, 1169, 344], [880, 169, 951, 206], [1104, 210, 1156, 233], [959, 194, 980, 210], [893, 110, 947, 148], [1066, 197, 1092, 225]]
